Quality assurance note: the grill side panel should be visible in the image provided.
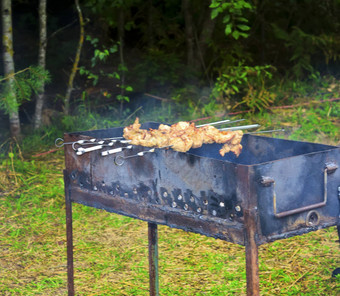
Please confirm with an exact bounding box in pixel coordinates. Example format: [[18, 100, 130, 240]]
[[64, 132, 248, 245], [254, 149, 340, 244]]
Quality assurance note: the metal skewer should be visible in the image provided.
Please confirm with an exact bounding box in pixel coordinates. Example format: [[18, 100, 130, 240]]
[[101, 145, 133, 156], [114, 146, 172, 166], [223, 119, 245, 125], [197, 118, 245, 127], [102, 136, 124, 141], [76, 140, 131, 155], [246, 128, 285, 134], [72, 140, 105, 150], [76, 145, 104, 155], [135, 148, 155, 157], [55, 138, 75, 147], [197, 119, 230, 127], [55, 137, 130, 149], [219, 124, 260, 131]]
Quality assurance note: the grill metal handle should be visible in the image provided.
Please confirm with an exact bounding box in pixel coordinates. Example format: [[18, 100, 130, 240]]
[[261, 162, 338, 218]]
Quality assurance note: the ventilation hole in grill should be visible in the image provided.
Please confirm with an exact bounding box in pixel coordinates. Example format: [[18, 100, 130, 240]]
[[148, 190, 152, 196], [190, 196, 195, 203], [79, 182, 83, 187], [219, 202, 225, 207], [109, 191, 114, 195], [163, 192, 168, 198], [124, 192, 129, 198], [229, 213, 234, 221], [178, 194, 183, 201], [203, 200, 208, 205], [102, 181, 106, 187], [172, 201, 177, 208], [184, 204, 189, 210], [116, 185, 120, 191], [212, 210, 217, 216], [306, 211, 320, 226], [133, 188, 137, 194], [197, 207, 202, 213], [93, 186, 98, 191]]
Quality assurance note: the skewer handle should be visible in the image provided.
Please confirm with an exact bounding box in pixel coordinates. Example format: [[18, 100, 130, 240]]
[[76, 145, 103, 155], [101, 145, 133, 156]]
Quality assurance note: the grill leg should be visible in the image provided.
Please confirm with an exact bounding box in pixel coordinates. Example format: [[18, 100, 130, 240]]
[[244, 209, 260, 296], [65, 173, 75, 296], [148, 222, 159, 296], [331, 225, 340, 278]]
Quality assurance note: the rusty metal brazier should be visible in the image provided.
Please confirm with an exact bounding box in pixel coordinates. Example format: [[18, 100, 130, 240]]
[[63, 122, 340, 296]]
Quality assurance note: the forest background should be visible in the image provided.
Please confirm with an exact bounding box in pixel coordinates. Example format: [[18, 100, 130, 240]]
[[0, 0, 339, 141], [0, 0, 340, 295]]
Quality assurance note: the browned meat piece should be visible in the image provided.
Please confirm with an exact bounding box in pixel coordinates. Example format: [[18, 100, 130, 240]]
[[123, 118, 243, 157]]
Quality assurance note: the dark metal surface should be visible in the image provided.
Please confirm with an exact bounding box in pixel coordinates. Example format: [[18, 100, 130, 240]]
[[244, 209, 260, 296], [254, 149, 339, 243], [64, 172, 75, 296], [64, 123, 340, 246], [148, 223, 159, 296], [63, 122, 340, 296]]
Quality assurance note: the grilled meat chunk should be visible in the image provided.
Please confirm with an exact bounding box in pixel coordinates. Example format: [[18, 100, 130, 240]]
[[123, 118, 243, 156]]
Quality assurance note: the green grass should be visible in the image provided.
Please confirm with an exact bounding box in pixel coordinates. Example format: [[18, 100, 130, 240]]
[[0, 102, 339, 295]]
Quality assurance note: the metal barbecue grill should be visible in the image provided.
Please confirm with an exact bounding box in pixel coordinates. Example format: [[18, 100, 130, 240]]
[[63, 122, 340, 296]]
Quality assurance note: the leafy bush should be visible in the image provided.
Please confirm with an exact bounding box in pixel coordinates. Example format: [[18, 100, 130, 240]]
[[210, 0, 253, 39], [211, 62, 275, 111], [79, 35, 133, 104]]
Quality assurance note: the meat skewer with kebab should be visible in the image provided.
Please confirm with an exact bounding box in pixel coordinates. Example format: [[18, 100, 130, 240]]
[[123, 118, 243, 157]]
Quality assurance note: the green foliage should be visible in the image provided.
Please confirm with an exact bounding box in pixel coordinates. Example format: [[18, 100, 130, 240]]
[[79, 35, 132, 103], [84, 0, 141, 27], [133, 48, 184, 92], [210, 0, 253, 39], [234, 84, 276, 112], [170, 85, 222, 119], [272, 24, 340, 78], [0, 66, 50, 114], [211, 62, 275, 111], [85, 35, 118, 67], [289, 104, 340, 143]]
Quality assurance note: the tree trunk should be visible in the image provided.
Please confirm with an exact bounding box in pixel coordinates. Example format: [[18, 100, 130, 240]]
[[34, 0, 47, 129], [118, 7, 125, 114], [194, 0, 216, 72], [2, 0, 21, 139], [64, 0, 84, 115], [183, 0, 195, 67]]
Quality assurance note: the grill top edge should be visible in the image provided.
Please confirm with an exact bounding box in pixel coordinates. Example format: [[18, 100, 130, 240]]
[[63, 122, 339, 166]]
